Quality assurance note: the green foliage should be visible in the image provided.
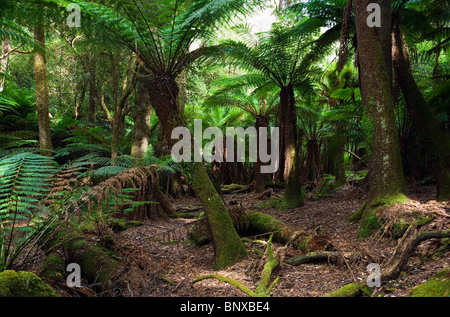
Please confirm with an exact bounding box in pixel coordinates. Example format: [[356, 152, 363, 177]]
[[0, 153, 58, 269]]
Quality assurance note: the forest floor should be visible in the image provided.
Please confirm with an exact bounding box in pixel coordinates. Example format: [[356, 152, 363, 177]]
[[104, 182, 449, 298]]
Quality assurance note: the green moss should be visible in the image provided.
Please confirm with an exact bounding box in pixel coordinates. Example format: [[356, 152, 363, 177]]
[[170, 212, 198, 219], [357, 194, 407, 238], [392, 221, 410, 238], [0, 270, 59, 297], [108, 218, 143, 232], [391, 212, 433, 238], [349, 202, 366, 222], [39, 254, 65, 279], [191, 162, 247, 269], [323, 282, 373, 297], [410, 269, 450, 297]]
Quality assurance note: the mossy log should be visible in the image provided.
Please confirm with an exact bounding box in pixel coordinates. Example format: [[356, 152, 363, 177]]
[[39, 253, 66, 280], [0, 270, 59, 297], [237, 210, 330, 253], [221, 184, 251, 194], [285, 251, 342, 266], [44, 228, 124, 285], [191, 207, 330, 253], [323, 282, 373, 297]]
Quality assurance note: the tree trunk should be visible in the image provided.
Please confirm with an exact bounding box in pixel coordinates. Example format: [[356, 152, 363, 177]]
[[353, 0, 406, 237], [392, 19, 450, 201], [147, 73, 247, 269], [131, 69, 152, 159], [33, 26, 52, 157], [279, 84, 304, 209], [88, 74, 96, 123], [0, 38, 10, 92], [253, 115, 269, 193], [111, 110, 124, 161]]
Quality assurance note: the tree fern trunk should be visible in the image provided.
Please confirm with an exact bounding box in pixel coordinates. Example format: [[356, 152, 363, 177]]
[[33, 26, 52, 157], [279, 84, 304, 209], [254, 115, 268, 194], [148, 73, 247, 269]]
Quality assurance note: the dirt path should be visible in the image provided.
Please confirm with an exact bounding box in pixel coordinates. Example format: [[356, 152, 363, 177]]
[[112, 184, 449, 297]]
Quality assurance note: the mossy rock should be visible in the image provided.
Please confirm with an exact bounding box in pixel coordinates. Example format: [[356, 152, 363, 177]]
[[323, 282, 373, 297], [410, 269, 450, 297], [0, 270, 59, 297]]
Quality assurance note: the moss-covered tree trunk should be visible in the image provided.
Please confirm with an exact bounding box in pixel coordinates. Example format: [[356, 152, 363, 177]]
[[279, 83, 304, 209], [392, 19, 450, 201], [353, 0, 406, 237], [33, 26, 52, 157], [147, 73, 247, 269]]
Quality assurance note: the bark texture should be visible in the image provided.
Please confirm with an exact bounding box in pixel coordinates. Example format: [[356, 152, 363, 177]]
[[34, 27, 53, 156], [353, 0, 406, 236]]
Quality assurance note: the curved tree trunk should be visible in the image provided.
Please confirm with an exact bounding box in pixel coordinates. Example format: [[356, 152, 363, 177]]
[[392, 19, 450, 201], [147, 73, 247, 269]]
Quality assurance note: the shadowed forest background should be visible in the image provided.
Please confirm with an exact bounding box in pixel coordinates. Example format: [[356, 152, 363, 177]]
[[0, 0, 449, 298]]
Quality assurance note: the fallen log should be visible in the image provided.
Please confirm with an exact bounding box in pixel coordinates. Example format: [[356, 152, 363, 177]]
[[234, 209, 331, 253], [43, 228, 124, 286], [190, 207, 331, 253], [285, 251, 342, 266]]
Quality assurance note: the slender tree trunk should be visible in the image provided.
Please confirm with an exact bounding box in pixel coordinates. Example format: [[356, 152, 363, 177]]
[[279, 83, 304, 209], [131, 68, 152, 158], [0, 39, 10, 92], [33, 26, 52, 157], [392, 20, 450, 201], [88, 73, 96, 123], [147, 73, 247, 269], [353, 0, 406, 236]]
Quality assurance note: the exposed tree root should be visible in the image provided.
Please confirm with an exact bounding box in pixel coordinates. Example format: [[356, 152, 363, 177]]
[[322, 225, 450, 297], [380, 225, 450, 282], [193, 234, 279, 297]]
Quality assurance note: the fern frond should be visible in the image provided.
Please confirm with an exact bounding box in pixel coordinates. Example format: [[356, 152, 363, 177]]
[[0, 153, 58, 221]]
